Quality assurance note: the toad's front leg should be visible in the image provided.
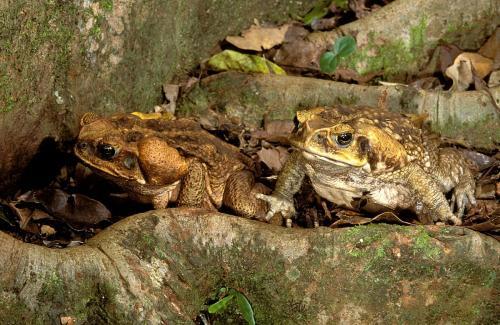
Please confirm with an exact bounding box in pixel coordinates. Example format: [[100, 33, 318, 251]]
[[256, 151, 306, 223]]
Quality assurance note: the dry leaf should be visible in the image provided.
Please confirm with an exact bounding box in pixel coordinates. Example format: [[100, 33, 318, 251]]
[[349, 0, 370, 19], [409, 77, 442, 90], [8, 203, 35, 232], [226, 24, 292, 51], [256, 147, 289, 172], [207, 50, 286, 75], [251, 120, 294, 143], [60, 316, 76, 325], [131, 111, 174, 120], [310, 17, 337, 31], [273, 39, 322, 70], [40, 224, 56, 236], [162, 83, 180, 114], [445, 52, 493, 91], [459, 150, 495, 171], [465, 215, 499, 233], [478, 27, 499, 67], [29, 189, 112, 228], [330, 211, 413, 228]]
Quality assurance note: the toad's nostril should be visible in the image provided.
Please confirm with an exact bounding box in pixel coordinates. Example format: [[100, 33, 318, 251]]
[[123, 156, 136, 169], [77, 142, 88, 150]]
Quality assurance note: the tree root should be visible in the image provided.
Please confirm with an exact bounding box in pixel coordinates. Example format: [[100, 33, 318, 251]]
[[179, 72, 499, 149], [1, 208, 498, 323]]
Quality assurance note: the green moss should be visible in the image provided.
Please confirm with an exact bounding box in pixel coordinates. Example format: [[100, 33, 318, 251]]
[[412, 226, 441, 259], [433, 116, 500, 150], [100, 0, 114, 12], [348, 17, 429, 78], [332, 0, 348, 10], [40, 272, 65, 302], [0, 1, 79, 113], [336, 94, 360, 106], [0, 292, 37, 324]]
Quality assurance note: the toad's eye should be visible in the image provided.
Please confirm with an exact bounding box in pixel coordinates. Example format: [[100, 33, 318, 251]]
[[97, 143, 117, 160], [336, 133, 353, 147]]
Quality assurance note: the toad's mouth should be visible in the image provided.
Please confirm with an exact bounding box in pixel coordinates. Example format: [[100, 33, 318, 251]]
[[298, 148, 365, 168]]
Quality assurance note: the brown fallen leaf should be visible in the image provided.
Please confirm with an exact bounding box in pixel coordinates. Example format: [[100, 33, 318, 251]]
[[329, 211, 413, 228], [161, 83, 180, 114], [479, 27, 499, 68], [60, 316, 76, 325], [465, 215, 499, 233], [409, 76, 443, 90], [27, 189, 111, 229], [250, 119, 294, 144], [418, 44, 461, 77], [7, 203, 38, 233], [273, 38, 322, 70], [476, 183, 496, 199], [445, 52, 493, 91], [459, 150, 496, 171], [40, 224, 56, 236], [311, 17, 338, 31], [349, 0, 370, 19], [256, 146, 289, 172], [226, 24, 292, 51]]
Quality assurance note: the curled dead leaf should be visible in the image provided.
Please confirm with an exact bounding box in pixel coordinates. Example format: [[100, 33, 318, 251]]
[[25, 189, 111, 229], [445, 52, 493, 91], [60, 316, 76, 325], [330, 211, 413, 228]]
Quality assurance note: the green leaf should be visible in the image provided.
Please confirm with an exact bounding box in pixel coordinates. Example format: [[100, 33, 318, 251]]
[[207, 50, 286, 75], [319, 51, 338, 73], [332, 35, 356, 58], [302, 0, 331, 25], [232, 290, 256, 325], [207, 295, 234, 314]]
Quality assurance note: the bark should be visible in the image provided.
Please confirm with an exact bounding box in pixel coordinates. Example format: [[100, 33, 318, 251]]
[[0, 0, 312, 192], [0, 208, 498, 324], [274, 0, 499, 77], [178, 72, 500, 149]]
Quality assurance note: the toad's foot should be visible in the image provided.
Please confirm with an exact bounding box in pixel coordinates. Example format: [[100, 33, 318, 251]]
[[256, 193, 296, 223], [450, 180, 476, 219]]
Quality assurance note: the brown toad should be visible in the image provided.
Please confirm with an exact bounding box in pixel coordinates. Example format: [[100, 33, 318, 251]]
[[75, 113, 268, 218], [258, 106, 476, 225]]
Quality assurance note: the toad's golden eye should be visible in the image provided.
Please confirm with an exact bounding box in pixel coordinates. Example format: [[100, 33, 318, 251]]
[[335, 133, 353, 147], [98, 143, 117, 160]]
